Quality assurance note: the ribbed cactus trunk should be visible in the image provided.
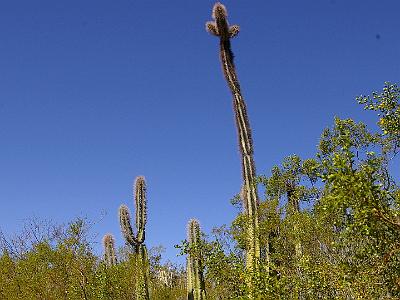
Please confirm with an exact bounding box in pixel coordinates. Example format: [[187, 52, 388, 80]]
[[103, 234, 117, 267], [119, 176, 150, 300], [206, 2, 263, 275], [135, 244, 150, 300], [186, 219, 206, 300]]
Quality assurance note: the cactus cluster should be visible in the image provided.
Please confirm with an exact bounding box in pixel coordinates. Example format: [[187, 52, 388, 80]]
[[102, 233, 117, 267], [119, 176, 150, 300], [101, 3, 264, 298], [186, 219, 206, 300], [206, 2, 262, 273]]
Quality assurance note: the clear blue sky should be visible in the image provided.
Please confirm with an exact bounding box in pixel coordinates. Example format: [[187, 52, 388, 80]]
[[1, 0, 399, 264]]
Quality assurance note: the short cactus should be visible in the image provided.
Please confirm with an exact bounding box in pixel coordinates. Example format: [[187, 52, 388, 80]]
[[102, 233, 117, 267], [186, 219, 206, 300], [206, 2, 262, 274], [119, 176, 149, 300]]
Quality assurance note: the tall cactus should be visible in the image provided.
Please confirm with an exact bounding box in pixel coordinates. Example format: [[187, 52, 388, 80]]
[[119, 176, 149, 300], [206, 3, 262, 273], [103, 233, 117, 267], [186, 219, 206, 300]]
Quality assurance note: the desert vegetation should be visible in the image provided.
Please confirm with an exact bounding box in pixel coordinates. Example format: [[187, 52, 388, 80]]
[[1, 2, 399, 299]]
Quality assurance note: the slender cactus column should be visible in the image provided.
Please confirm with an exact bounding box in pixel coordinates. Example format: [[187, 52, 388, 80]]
[[206, 2, 262, 273], [103, 233, 117, 267], [186, 219, 206, 300]]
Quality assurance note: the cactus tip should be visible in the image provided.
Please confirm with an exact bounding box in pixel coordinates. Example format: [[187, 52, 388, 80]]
[[134, 175, 146, 185], [187, 218, 200, 239], [102, 233, 115, 245], [212, 2, 228, 20], [119, 204, 130, 215]]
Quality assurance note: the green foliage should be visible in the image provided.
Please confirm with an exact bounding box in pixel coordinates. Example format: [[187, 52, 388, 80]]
[[0, 219, 187, 300], [196, 81, 400, 299], [357, 82, 400, 153], [260, 155, 320, 213], [0, 219, 97, 299]]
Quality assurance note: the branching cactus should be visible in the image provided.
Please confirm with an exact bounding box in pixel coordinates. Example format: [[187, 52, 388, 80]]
[[119, 176, 147, 251], [206, 3, 262, 273], [118, 176, 149, 300], [103, 233, 117, 267], [186, 219, 206, 300]]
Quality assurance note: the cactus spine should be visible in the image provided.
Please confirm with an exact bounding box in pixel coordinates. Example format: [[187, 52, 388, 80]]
[[119, 176, 150, 300], [206, 3, 262, 273], [103, 233, 117, 267], [186, 219, 206, 300]]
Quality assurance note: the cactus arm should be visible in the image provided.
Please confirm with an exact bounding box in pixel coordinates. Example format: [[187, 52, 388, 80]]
[[206, 22, 219, 37], [229, 25, 240, 38], [119, 204, 141, 247]]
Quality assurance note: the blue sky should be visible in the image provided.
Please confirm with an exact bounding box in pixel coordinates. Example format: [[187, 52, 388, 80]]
[[1, 0, 399, 264]]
